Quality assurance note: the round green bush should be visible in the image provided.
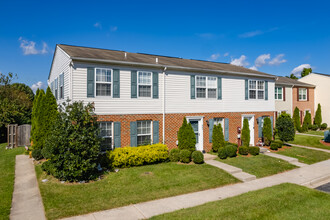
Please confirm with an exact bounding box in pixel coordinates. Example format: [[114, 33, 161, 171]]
[[225, 145, 237, 158], [218, 147, 227, 159], [311, 125, 318, 131], [274, 140, 283, 148], [238, 146, 249, 155], [321, 123, 328, 130], [248, 147, 260, 156], [32, 148, 43, 160], [180, 149, 191, 163], [192, 151, 204, 164], [270, 142, 278, 151], [169, 149, 180, 162]]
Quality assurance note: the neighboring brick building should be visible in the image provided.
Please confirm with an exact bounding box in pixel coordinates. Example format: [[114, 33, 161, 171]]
[[49, 44, 276, 152]]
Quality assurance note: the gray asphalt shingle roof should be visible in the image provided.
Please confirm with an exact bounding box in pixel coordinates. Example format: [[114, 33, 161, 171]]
[[275, 76, 315, 87]]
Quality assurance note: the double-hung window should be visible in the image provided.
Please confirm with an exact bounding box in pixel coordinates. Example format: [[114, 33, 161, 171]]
[[100, 122, 112, 151], [59, 74, 64, 99], [96, 68, 112, 96], [54, 78, 58, 100], [196, 76, 217, 99], [299, 88, 307, 101], [138, 71, 152, 97], [137, 120, 152, 146], [214, 118, 225, 133], [275, 86, 283, 100], [249, 80, 264, 100]]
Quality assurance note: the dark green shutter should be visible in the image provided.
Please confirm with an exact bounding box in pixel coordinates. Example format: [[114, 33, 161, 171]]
[[225, 118, 229, 141], [87, 67, 95, 97], [209, 118, 214, 143], [153, 72, 159, 99], [131, 70, 137, 98], [130, 121, 137, 147], [191, 75, 195, 99], [153, 121, 159, 144], [245, 79, 248, 100], [114, 122, 121, 148], [270, 116, 273, 136], [265, 81, 268, 100], [113, 69, 120, 98], [217, 77, 222, 100], [258, 117, 263, 138]]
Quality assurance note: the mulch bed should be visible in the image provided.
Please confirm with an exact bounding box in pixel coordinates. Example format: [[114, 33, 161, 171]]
[[263, 145, 291, 153], [320, 140, 330, 146]]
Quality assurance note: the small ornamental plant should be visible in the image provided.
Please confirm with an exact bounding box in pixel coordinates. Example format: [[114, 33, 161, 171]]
[[241, 118, 250, 147]]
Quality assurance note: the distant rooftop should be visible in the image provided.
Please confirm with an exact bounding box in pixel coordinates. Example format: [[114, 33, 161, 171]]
[[275, 76, 315, 87], [312, 72, 330, 77]]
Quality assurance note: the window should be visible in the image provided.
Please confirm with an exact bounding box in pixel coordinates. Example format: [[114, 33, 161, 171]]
[[54, 78, 58, 100], [137, 120, 152, 146], [100, 122, 112, 151], [196, 76, 217, 99], [249, 80, 264, 100], [214, 118, 225, 133], [138, 71, 152, 97], [59, 74, 64, 99], [275, 86, 283, 100], [299, 88, 307, 101], [96, 68, 112, 96]]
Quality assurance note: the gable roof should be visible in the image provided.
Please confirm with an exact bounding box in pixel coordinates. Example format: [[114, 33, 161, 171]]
[[56, 44, 276, 79], [275, 76, 315, 88], [311, 72, 330, 77]]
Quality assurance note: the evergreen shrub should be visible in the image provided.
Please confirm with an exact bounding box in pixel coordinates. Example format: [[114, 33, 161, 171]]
[[238, 146, 249, 155], [218, 147, 227, 159], [248, 147, 260, 156], [241, 118, 250, 147], [180, 149, 192, 163], [262, 117, 272, 146], [276, 113, 295, 142], [169, 148, 180, 162], [192, 151, 204, 164]]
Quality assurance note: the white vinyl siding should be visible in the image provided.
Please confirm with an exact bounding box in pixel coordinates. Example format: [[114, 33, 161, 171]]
[[196, 76, 217, 99], [249, 80, 264, 100], [137, 120, 151, 146], [275, 86, 283, 100], [138, 71, 152, 98], [299, 88, 307, 101]]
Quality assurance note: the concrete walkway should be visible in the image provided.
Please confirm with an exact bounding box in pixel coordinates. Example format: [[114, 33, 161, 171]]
[[285, 143, 330, 154], [62, 159, 330, 220], [296, 132, 323, 137], [261, 148, 307, 167], [10, 155, 46, 220]]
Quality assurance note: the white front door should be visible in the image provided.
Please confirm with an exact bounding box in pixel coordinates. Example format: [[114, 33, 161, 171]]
[[242, 115, 255, 146], [187, 117, 204, 151]]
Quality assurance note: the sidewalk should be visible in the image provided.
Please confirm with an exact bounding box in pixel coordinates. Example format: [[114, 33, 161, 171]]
[[10, 155, 46, 220], [286, 143, 330, 153], [296, 132, 323, 137], [62, 159, 330, 220], [261, 149, 308, 167]]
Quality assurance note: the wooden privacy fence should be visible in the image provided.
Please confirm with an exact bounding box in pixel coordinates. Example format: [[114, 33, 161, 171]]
[[7, 124, 31, 148]]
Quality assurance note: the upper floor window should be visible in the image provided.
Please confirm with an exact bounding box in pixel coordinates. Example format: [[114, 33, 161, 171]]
[[275, 86, 283, 100], [137, 120, 151, 146], [96, 68, 112, 96], [138, 71, 152, 97], [196, 76, 217, 99], [54, 78, 58, 100], [249, 80, 264, 99], [59, 73, 64, 99], [100, 121, 112, 151], [299, 88, 307, 101]]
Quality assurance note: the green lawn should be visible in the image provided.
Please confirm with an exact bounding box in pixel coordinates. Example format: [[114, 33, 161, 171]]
[[36, 162, 240, 220], [216, 154, 297, 178], [289, 134, 330, 150], [0, 143, 25, 220], [151, 183, 330, 220], [276, 146, 330, 164], [300, 130, 326, 136]]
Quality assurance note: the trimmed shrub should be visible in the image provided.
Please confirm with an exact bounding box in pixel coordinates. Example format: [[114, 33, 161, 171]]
[[276, 113, 295, 142], [180, 149, 191, 163], [238, 146, 249, 155], [311, 124, 318, 131], [321, 123, 328, 130], [241, 118, 250, 147], [270, 142, 279, 151], [192, 151, 204, 164], [262, 117, 272, 146], [314, 103, 322, 128], [218, 147, 227, 159], [273, 140, 283, 148], [212, 124, 225, 152], [110, 144, 169, 168], [178, 117, 196, 152], [293, 107, 301, 131], [32, 148, 43, 160], [303, 112, 312, 129], [169, 148, 180, 162], [225, 145, 237, 158], [249, 147, 260, 156]]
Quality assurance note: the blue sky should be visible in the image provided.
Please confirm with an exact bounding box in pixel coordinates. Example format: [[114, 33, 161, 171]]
[[1, 0, 330, 91]]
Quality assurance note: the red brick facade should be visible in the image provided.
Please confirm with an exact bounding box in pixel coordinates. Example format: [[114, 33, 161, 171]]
[[292, 87, 315, 122], [98, 111, 274, 152]]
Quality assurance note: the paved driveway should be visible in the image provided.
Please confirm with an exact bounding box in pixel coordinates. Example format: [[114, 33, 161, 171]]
[[316, 182, 330, 193]]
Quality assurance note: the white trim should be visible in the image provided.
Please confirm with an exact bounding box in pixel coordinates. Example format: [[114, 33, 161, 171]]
[[275, 86, 283, 101], [241, 115, 255, 146], [137, 71, 153, 99], [298, 88, 307, 101], [195, 75, 217, 99], [95, 68, 113, 97], [248, 80, 265, 100], [186, 116, 204, 151], [137, 120, 152, 146]]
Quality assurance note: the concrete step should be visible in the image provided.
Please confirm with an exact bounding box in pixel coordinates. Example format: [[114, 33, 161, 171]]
[[205, 160, 242, 174], [232, 172, 256, 182], [301, 174, 330, 188]]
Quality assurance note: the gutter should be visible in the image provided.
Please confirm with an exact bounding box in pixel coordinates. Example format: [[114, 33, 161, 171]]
[[162, 67, 167, 144], [71, 57, 277, 79]]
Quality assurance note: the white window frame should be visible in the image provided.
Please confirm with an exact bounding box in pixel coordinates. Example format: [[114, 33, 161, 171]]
[[54, 78, 58, 100], [195, 76, 217, 99], [95, 68, 112, 97], [299, 88, 307, 101], [249, 80, 265, 100], [275, 86, 283, 100], [59, 73, 64, 100], [99, 121, 113, 150], [137, 71, 152, 98], [137, 120, 152, 146]]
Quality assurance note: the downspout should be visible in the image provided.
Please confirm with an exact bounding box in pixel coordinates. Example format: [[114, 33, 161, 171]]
[[291, 85, 294, 116], [162, 67, 167, 144]]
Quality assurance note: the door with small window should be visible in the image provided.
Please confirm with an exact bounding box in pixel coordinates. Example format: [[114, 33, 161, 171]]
[[187, 117, 204, 151]]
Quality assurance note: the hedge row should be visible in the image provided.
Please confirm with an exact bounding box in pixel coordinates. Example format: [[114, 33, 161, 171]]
[[169, 149, 204, 164]]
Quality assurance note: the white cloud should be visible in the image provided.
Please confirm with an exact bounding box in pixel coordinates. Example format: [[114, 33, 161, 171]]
[[269, 54, 287, 65], [239, 30, 263, 38], [19, 37, 48, 55], [110, 26, 118, 32], [291, 64, 312, 76], [208, 53, 220, 61], [31, 81, 45, 93], [230, 55, 249, 67], [255, 54, 271, 67], [94, 22, 102, 29], [249, 66, 258, 71], [223, 52, 229, 57]]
